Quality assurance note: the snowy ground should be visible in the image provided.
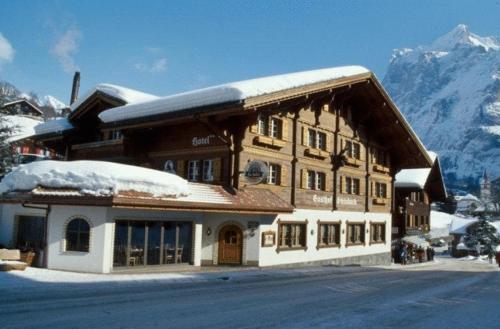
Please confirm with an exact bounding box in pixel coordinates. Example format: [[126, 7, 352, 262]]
[[0, 256, 499, 329]]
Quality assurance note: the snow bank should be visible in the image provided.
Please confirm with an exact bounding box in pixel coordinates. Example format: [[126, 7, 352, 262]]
[[0, 115, 43, 142], [99, 66, 369, 123], [0, 160, 190, 198], [33, 117, 74, 135], [71, 84, 159, 111]]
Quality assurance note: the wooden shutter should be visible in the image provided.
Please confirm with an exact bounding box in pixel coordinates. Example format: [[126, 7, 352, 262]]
[[280, 165, 288, 186], [300, 169, 308, 189], [250, 122, 258, 133], [326, 133, 332, 153], [177, 160, 185, 178], [282, 119, 289, 141], [212, 158, 221, 182], [301, 126, 309, 145], [339, 175, 343, 194], [359, 178, 365, 196], [386, 183, 392, 199], [325, 173, 333, 192]]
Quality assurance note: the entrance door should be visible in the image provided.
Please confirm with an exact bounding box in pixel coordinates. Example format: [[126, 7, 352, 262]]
[[218, 225, 243, 265], [16, 216, 46, 267]]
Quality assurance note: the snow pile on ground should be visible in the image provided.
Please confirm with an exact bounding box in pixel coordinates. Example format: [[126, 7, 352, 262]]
[[0, 115, 43, 142], [71, 83, 159, 111], [34, 117, 74, 135], [0, 160, 190, 198], [99, 66, 369, 122]]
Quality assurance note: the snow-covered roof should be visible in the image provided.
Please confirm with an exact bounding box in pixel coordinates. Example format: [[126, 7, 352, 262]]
[[70, 83, 159, 112], [0, 115, 44, 142], [33, 117, 74, 136], [455, 194, 480, 202], [98, 66, 369, 123], [395, 168, 432, 189], [0, 160, 189, 198], [2, 99, 43, 115]]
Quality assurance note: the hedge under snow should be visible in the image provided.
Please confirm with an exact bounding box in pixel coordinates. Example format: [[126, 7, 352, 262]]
[[0, 160, 190, 198]]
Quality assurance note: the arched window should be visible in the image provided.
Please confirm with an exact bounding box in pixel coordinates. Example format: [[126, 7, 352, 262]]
[[66, 218, 90, 252]]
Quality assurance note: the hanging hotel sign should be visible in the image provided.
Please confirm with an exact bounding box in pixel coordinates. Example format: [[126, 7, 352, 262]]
[[192, 134, 215, 147], [243, 160, 268, 185]]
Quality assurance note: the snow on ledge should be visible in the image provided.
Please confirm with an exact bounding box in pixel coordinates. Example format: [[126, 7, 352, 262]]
[[0, 160, 190, 198], [99, 66, 370, 123]]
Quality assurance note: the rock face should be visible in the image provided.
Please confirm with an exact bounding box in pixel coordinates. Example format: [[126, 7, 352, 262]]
[[383, 24, 500, 193]]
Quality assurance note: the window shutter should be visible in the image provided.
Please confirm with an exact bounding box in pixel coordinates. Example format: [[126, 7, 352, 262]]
[[301, 126, 309, 145], [326, 173, 333, 192], [280, 165, 288, 186], [359, 178, 365, 196], [301, 169, 308, 189], [282, 119, 289, 141], [339, 175, 343, 194], [250, 123, 258, 133], [177, 160, 185, 178], [212, 158, 222, 182], [326, 133, 332, 152], [386, 183, 392, 199]]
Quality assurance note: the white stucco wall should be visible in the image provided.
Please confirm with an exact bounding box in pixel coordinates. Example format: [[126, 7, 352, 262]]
[[0, 204, 47, 248], [257, 209, 392, 267], [46, 205, 110, 273]]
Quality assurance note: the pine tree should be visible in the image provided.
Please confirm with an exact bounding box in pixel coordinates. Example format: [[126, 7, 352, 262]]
[[0, 115, 16, 176], [463, 218, 499, 254]]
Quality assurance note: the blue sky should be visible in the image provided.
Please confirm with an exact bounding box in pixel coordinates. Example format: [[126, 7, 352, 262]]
[[0, 0, 499, 104]]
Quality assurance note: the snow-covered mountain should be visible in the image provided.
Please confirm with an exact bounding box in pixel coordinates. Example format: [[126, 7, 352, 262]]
[[39, 95, 67, 114], [383, 24, 500, 193]]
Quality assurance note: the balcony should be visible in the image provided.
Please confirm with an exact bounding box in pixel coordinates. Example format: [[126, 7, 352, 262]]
[[304, 148, 329, 159], [71, 138, 124, 151]]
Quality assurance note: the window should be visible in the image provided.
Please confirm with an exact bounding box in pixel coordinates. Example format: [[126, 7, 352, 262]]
[[345, 177, 360, 195], [375, 182, 387, 198], [318, 222, 340, 247], [278, 222, 306, 249], [257, 115, 282, 139], [308, 129, 327, 151], [267, 164, 281, 185], [372, 148, 386, 165], [370, 223, 386, 243], [347, 223, 365, 245], [345, 140, 361, 159], [202, 159, 214, 181], [110, 130, 122, 140], [188, 160, 200, 181], [306, 171, 326, 191], [66, 218, 90, 252]]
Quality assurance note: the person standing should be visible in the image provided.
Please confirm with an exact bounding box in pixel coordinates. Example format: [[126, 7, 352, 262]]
[[400, 243, 408, 265]]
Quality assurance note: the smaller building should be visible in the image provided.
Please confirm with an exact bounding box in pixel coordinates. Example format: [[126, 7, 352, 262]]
[[1, 100, 44, 118]]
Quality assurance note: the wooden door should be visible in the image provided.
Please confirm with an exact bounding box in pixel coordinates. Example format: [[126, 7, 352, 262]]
[[218, 225, 243, 265]]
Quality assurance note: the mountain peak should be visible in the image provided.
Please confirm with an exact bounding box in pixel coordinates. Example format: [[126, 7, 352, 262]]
[[430, 24, 499, 52]]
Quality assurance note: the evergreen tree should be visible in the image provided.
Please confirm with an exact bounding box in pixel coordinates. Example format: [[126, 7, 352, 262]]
[[463, 218, 499, 254], [0, 115, 16, 176]]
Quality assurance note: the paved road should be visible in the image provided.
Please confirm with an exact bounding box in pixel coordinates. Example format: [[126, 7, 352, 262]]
[[1, 257, 499, 329]]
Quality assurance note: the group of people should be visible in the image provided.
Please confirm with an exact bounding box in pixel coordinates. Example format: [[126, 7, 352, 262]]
[[394, 242, 435, 265]]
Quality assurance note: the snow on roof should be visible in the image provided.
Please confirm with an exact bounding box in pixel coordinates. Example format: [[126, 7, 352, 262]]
[[455, 194, 481, 202], [0, 115, 43, 142], [98, 66, 370, 123], [0, 160, 189, 198], [33, 117, 74, 136], [70, 83, 159, 112], [395, 168, 431, 189]]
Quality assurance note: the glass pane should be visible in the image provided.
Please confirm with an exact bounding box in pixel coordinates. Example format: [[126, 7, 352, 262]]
[[178, 222, 192, 264], [130, 221, 145, 266], [17, 216, 45, 250], [147, 222, 162, 265], [163, 222, 176, 264], [113, 221, 129, 267]]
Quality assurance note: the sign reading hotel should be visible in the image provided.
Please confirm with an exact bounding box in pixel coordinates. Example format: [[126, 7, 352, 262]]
[[192, 134, 215, 147]]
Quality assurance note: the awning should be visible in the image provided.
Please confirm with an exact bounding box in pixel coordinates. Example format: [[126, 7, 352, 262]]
[[402, 235, 430, 248]]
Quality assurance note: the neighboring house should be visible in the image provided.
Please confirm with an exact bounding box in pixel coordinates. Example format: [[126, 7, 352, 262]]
[[0, 66, 433, 273], [455, 194, 482, 214], [450, 219, 500, 257], [393, 151, 447, 245], [1, 99, 44, 118]]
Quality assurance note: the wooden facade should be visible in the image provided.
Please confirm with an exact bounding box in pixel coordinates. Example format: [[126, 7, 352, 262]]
[[34, 72, 431, 214]]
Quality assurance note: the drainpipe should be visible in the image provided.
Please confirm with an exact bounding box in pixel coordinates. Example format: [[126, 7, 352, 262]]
[[21, 203, 51, 268]]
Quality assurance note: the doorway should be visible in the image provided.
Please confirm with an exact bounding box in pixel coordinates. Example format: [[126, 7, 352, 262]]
[[218, 225, 243, 265], [16, 216, 47, 267]]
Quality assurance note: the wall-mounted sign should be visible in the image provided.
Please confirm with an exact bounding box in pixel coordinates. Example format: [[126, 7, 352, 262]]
[[313, 194, 333, 204], [244, 160, 269, 185], [262, 231, 276, 247], [164, 160, 176, 174], [192, 134, 215, 147], [337, 197, 358, 206]]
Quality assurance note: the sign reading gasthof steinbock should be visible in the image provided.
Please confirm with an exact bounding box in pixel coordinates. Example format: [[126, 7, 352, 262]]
[[244, 160, 269, 185]]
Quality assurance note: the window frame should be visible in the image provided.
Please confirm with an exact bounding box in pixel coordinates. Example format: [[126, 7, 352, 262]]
[[65, 217, 91, 253], [346, 221, 365, 247], [317, 221, 341, 249], [345, 177, 360, 195], [375, 182, 387, 198], [267, 163, 281, 185], [187, 160, 200, 182], [369, 222, 386, 245], [202, 159, 214, 182], [277, 220, 308, 251]]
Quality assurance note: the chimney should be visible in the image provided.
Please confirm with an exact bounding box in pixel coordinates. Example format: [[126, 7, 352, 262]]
[[70, 71, 80, 105]]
